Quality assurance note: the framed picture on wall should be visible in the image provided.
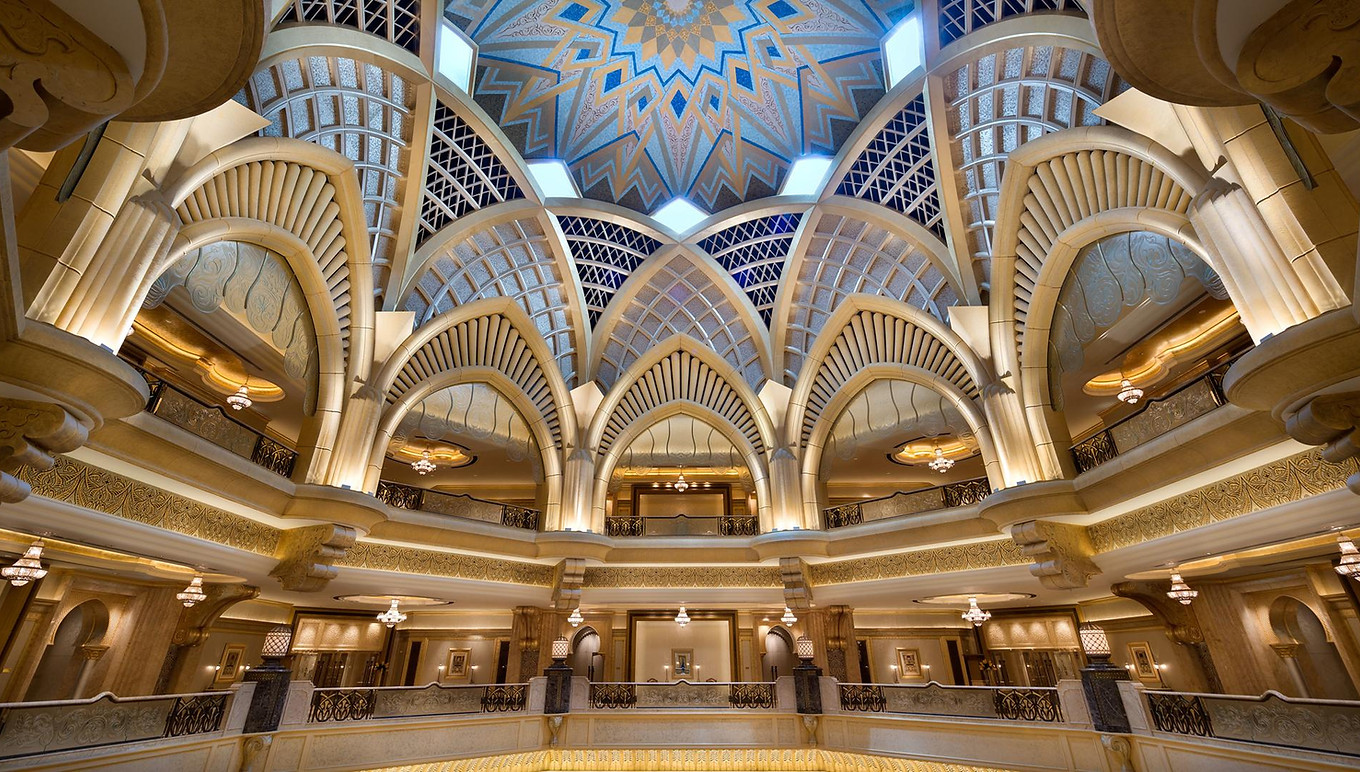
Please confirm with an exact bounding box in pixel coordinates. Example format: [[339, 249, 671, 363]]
[[896, 648, 922, 678], [1127, 642, 1158, 680], [215, 644, 246, 684], [672, 649, 693, 678], [446, 648, 471, 679]]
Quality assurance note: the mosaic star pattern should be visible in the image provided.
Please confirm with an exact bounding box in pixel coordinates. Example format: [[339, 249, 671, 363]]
[[446, 0, 905, 212]]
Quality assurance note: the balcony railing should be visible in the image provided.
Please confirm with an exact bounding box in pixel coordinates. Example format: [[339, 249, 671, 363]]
[[823, 477, 991, 529], [375, 480, 540, 531], [603, 514, 760, 537], [1145, 689, 1360, 757], [587, 681, 777, 710], [0, 690, 232, 759], [1070, 359, 1235, 474], [131, 364, 297, 479], [838, 682, 1063, 723], [307, 683, 527, 723]]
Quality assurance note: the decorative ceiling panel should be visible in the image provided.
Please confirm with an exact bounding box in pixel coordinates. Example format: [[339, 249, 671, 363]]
[[275, 0, 422, 53], [598, 253, 764, 389], [446, 0, 903, 213], [945, 45, 1126, 291], [243, 56, 415, 304], [835, 93, 946, 241], [402, 218, 579, 386], [556, 215, 664, 325], [697, 213, 801, 325], [936, 0, 1085, 48], [418, 101, 527, 246], [783, 214, 958, 385]]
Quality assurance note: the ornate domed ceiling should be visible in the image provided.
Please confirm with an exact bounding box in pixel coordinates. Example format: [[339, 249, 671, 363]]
[[445, 0, 907, 212]]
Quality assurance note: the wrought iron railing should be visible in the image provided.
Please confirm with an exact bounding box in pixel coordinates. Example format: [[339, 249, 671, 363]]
[[604, 514, 760, 537], [1143, 689, 1360, 756], [307, 683, 528, 723], [130, 364, 298, 479], [375, 480, 540, 531], [0, 691, 231, 759], [1070, 358, 1236, 474], [823, 477, 992, 529], [836, 682, 1062, 723], [588, 681, 777, 709]]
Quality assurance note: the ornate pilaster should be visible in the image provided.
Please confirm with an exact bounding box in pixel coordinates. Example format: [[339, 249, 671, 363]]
[[0, 397, 87, 504], [508, 606, 542, 684], [1011, 520, 1099, 590], [269, 524, 357, 592]]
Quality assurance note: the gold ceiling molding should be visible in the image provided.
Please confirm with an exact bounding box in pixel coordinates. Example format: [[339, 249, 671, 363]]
[[363, 748, 1009, 772], [582, 566, 783, 589], [15, 457, 280, 555], [808, 541, 1028, 586], [338, 542, 554, 586], [1089, 448, 1359, 553]]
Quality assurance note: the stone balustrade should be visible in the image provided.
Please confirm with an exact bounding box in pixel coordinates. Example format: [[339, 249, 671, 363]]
[[375, 481, 541, 530], [837, 681, 1065, 723], [1137, 687, 1360, 758]]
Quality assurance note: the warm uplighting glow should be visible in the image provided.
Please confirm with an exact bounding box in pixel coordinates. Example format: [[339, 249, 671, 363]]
[[1167, 571, 1198, 605], [961, 596, 991, 627], [412, 450, 437, 476], [377, 599, 408, 628], [568, 606, 584, 627], [927, 447, 954, 473], [1117, 379, 1144, 405], [781, 606, 798, 626], [675, 606, 690, 627], [176, 574, 208, 607], [226, 385, 252, 410], [3, 540, 48, 587], [1336, 535, 1360, 578]]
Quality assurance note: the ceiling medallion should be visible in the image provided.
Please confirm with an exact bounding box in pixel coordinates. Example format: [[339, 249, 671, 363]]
[[176, 574, 208, 607], [3, 540, 48, 587], [390, 439, 475, 474], [890, 437, 974, 469], [377, 599, 408, 628], [1166, 570, 1198, 605], [961, 596, 991, 627]]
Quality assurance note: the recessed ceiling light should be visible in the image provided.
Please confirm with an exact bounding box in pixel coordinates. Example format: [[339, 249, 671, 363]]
[[883, 13, 923, 89], [779, 155, 833, 197], [437, 19, 476, 93], [526, 160, 580, 199], [652, 197, 707, 236]]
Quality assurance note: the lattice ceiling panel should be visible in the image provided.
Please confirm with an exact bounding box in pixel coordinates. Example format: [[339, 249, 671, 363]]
[[945, 45, 1127, 291], [275, 0, 422, 53], [783, 214, 959, 385], [936, 0, 1085, 48], [244, 56, 415, 303], [598, 254, 764, 390], [402, 217, 578, 386], [418, 101, 526, 247], [556, 216, 664, 326], [697, 213, 801, 326], [836, 94, 947, 242]]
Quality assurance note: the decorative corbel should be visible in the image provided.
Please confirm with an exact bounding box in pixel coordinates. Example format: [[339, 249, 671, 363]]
[[1285, 391, 1360, 494], [1011, 520, 1100, 590], [779, 556, 813, 610], [268, 524, 357, 592], [551, 558, 586, 611], [0, 397, 87, 503], [1112, 579, 1223, 692]]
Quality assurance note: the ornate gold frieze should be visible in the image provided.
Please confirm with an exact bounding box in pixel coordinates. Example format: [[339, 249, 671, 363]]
[[365, 748, 1008, 772], [14, 456, 279, 554], [808, 540, 1028, 586], [1088, 449, 1358, 553], [337, 542, 554, 586], [582, 566, 782, 588]]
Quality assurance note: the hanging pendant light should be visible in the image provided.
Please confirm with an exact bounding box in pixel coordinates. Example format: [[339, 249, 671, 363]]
[[411, 450, 437, 475], [1166, 570, 1198, 605], [1117, 378, 1144, 405], [227, 384, 252, 411], [377, 599, 407, 628], [1336, 534, 1360, 578], [961, 596, 991, 626], [3, 540, 48, 587], [176, 574, 208, 607], [927, 447, 954, 473], [675, 606, 690, 627], [568, 606, 584, 627], [781, 606, 798, 626]]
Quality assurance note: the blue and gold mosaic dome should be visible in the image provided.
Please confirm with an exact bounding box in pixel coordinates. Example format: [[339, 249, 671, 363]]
[[445, 0, 908, 212]]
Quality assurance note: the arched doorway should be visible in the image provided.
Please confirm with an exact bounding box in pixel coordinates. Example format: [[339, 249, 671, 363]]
[[26, 600, 110, 701], [762, 626, 795, 681], [570, 626, 602, 681], [1269, 596, 1359, 700]]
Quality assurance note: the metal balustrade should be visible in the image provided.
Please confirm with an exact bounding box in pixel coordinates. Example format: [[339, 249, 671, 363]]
[[1144, 689, 1360, 757], [823, 477, 991, 529], [603, 514, 760, 537], [375, 480, 540, 531], [307, 683, 528, 723], [837, 682, 1063, 723], [587, 681, 777, 709], [0, 690, 232, 759]]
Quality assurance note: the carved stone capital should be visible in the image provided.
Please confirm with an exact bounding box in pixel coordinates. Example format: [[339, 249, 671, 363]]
[[0, 397, 87, 503], [1285, 391, 1360, 494], [79, 644, 110, 661], [268, 524, 356, 592], [1271, 642, 1302, 659], [1011, 520, 1099, 590]]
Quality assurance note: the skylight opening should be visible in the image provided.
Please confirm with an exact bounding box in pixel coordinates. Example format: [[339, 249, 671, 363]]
[[526, 160, 580, 199], [436, 19, 476, 93], [883, 13, 924, 90], [653, 198, 708, 237], [780, 155, 834, 197]]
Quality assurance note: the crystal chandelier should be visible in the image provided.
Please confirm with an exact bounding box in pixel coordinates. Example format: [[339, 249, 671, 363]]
[[674, 470, 690, 493], [568, 606, 584, 627], [1166, 571, 1198, 605], [675, 606, 690, 627], [961, 596, 991, 627], [1117, 379, 1144, 405], [1336, 535, 1360, 578], [377, 599, 407, 628], [3, 540, 48, 587], [927, 447, 954, 473], [226, 385, 252, 410], [781, 606, 797, 626], [176, 574, 208, 607], [411, 450, 437, 475]]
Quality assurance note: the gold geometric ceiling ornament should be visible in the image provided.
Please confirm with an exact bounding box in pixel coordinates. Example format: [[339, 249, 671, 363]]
[[1082, 298, 1243, 401], [130, 313, 286, 404]]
